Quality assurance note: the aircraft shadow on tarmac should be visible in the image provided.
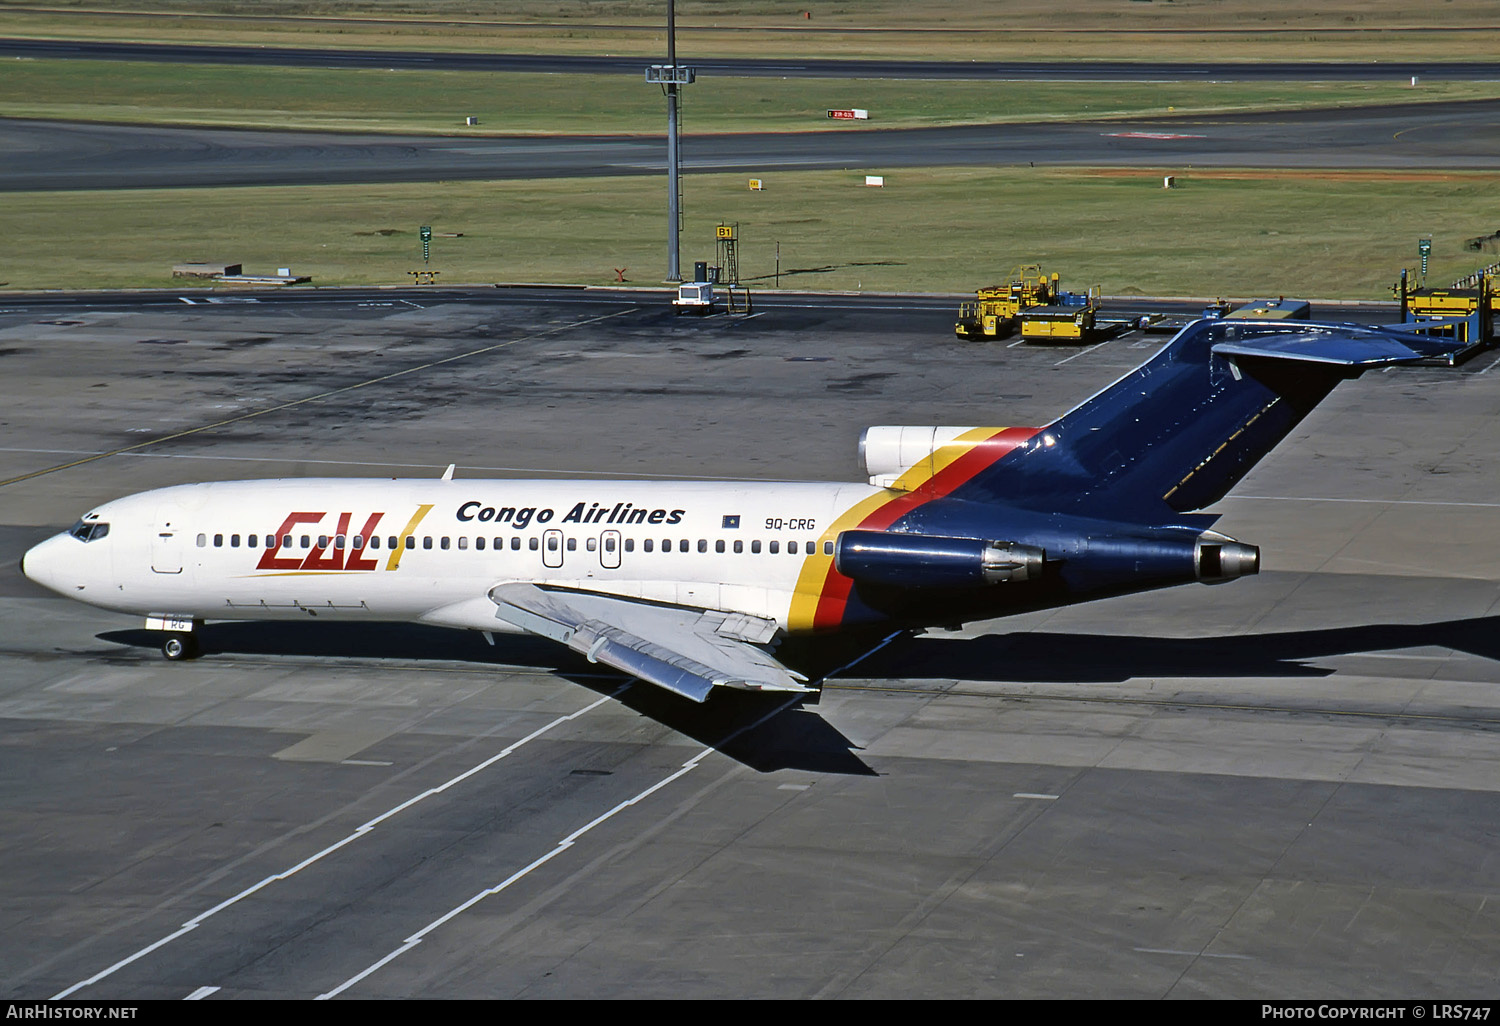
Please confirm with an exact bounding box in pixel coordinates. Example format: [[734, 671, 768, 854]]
[[98, 621, 877, 776], [877, 616, 1500, 684], [98, 615, 1500, 774]]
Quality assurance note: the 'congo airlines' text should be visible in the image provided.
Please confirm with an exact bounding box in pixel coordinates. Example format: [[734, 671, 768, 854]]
[[248, 499, 693, 574]]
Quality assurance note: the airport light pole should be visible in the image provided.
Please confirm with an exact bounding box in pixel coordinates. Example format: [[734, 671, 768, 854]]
[[646, 2, 693, 282]]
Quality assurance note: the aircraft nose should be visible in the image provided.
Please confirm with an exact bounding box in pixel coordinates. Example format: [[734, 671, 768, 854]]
[[21, 539, 43, 586], [21, 534, 68, 595]]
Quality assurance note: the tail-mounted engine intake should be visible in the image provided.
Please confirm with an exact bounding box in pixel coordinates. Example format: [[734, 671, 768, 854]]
[[859, 426, 1037, 489], [834, 529, 1045, 589]]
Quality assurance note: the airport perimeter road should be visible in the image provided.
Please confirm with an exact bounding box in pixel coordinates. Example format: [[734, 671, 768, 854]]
[[5, 99, 1500, 191], [6, 39, 1500, 81], [1, 293, 1498, 998]]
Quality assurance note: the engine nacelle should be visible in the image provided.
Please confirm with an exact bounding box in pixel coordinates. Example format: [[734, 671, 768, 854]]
[[834, 529, 1045, 589], [1057, 529, 1259, 589], [859, 426, 1037, 489]]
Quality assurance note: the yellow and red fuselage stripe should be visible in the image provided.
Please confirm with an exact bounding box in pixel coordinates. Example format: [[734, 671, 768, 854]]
[[787, 426, 1041, 632]]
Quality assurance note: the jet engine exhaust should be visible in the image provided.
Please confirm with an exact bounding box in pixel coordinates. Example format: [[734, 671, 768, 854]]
[[1195, 532, 1261, 582]]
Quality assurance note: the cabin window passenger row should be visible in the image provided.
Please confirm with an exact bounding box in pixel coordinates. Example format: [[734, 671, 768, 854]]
[[198, 531, 834, 556]]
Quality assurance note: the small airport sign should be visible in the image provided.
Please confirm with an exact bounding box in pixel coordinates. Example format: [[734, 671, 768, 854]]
[[646, 65, 695, 84], [826, 109, 869, 120]]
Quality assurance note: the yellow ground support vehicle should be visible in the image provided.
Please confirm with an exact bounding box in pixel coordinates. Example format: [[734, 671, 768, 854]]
[[955, 265, 1057, 339], [1396, 272, 1494, 349], [1020, 285, 1103, 341]]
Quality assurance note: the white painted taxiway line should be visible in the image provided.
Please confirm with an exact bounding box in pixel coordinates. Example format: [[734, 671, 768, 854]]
[[1053, 339, 1115, 366], [50, 693, 619, 1000], [316, 694, 806, 1000]]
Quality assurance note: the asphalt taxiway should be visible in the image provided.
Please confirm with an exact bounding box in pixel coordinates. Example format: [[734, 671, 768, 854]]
[[7, 97, 1500, 191], [5, 39, 1498, 191], [7, 38, 1500, 81], [1, 289, 1497, 998]]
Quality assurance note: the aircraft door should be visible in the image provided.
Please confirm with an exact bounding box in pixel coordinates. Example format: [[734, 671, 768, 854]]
[[542, 529, 564, 569], [151, 504, 184, 574], [600, 530, 621, 570]]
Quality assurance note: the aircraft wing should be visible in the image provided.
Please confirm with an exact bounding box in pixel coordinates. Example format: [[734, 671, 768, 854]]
[[488, 582, 811, 703]]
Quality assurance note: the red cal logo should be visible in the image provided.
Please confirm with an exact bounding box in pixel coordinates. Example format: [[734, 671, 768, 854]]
[[256, 512, 386, 572]]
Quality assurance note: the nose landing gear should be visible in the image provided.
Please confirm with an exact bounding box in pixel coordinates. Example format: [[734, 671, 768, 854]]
[[145, 615, 201, 661], [161, 632, 200, 661]]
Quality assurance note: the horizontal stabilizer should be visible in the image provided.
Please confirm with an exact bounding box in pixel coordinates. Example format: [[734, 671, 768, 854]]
[[489, 583, 809, 703], [1210, 321, 1468, 367]]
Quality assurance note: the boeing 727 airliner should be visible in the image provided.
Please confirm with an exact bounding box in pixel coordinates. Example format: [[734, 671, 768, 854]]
[[21, 319, 1463, 703]]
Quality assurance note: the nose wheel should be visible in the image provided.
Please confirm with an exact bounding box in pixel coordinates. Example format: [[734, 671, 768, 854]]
[[161, 633, 200, 661]]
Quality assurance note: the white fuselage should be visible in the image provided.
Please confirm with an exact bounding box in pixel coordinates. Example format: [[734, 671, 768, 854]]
[[23, 477, 886, 635]]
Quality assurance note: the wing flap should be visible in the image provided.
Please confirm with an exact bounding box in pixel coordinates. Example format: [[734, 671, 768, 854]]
[[488, 583, 810, 703]]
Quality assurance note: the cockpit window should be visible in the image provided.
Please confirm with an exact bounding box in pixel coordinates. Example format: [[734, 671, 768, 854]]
[[67, 519, 110, 543]]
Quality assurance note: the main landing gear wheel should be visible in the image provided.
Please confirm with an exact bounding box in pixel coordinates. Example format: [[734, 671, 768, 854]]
[[161, 633, 199, 661]]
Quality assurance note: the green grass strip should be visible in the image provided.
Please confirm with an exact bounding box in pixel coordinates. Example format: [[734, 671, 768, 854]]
[[6, 167, 1496, 298]]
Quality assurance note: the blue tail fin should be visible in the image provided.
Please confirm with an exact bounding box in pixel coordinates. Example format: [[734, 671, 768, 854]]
[[951, 320, 1464, 523]]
